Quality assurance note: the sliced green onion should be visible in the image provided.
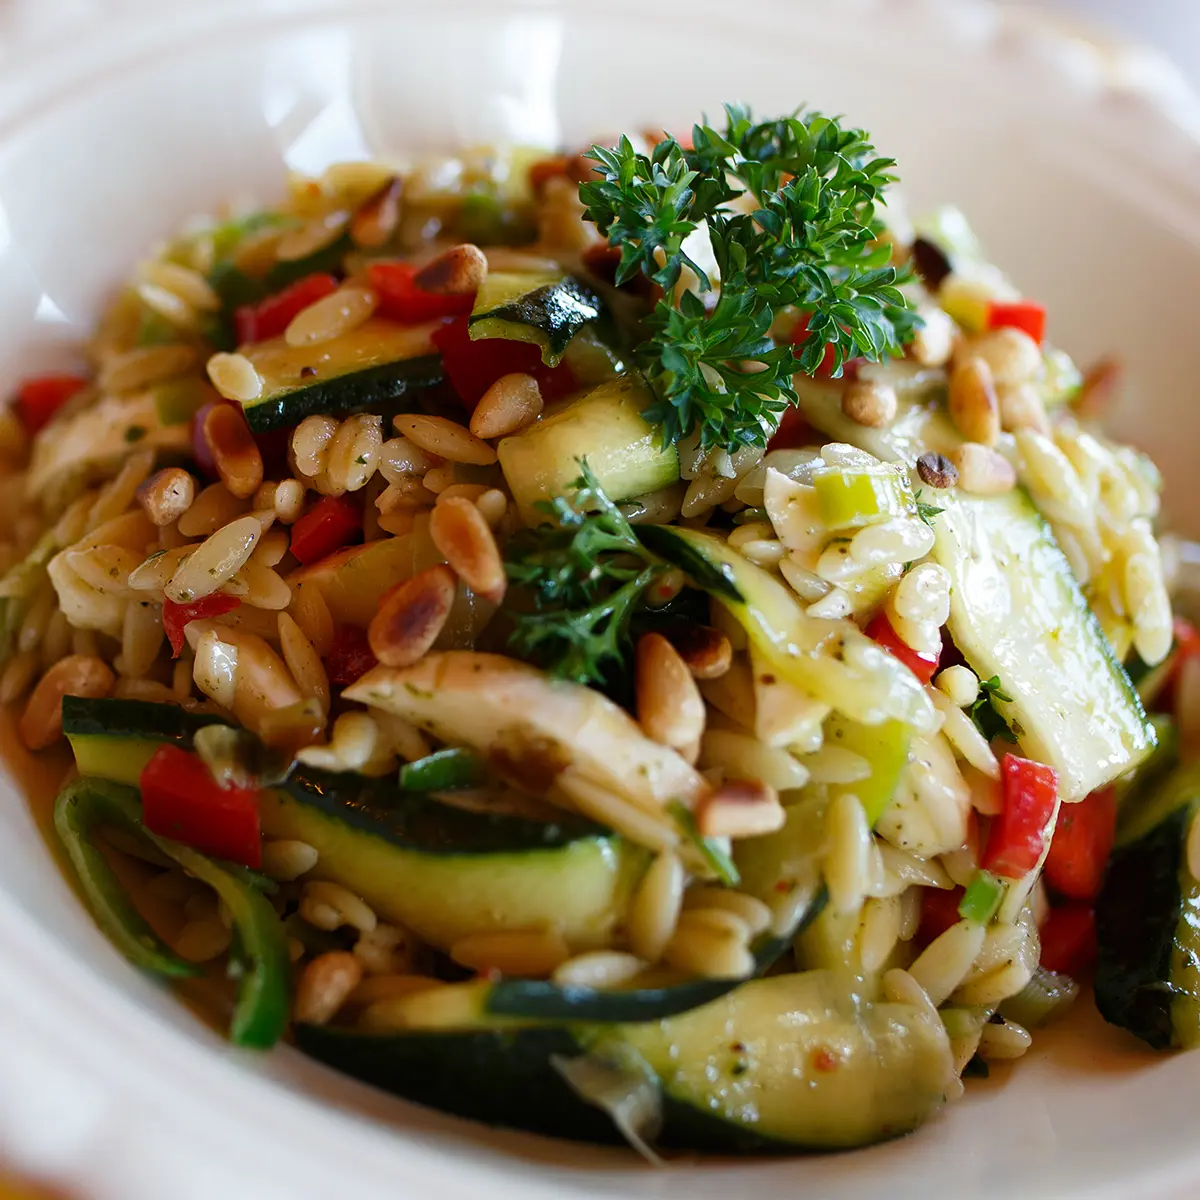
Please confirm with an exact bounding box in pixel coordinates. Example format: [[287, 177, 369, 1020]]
[[958, 869, 1006, 925]]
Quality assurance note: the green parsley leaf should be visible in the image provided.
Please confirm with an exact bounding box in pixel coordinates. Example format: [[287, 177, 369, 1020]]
[[502, 461, 665, 686], [914, 489, 944, 527], [579, 105, 920, 452], [971, 674, 1017, 744]]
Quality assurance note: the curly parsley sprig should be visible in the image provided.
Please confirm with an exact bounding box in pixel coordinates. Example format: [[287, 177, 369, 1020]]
[[580, 104, 919, 452], [503, 462, 665, 686]]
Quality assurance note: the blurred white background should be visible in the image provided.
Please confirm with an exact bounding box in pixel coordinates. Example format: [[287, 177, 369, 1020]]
[[996, 0, 1200, 83]]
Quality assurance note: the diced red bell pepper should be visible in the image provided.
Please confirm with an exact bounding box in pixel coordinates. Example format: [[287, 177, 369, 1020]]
[[1159, 617, 1200, 714], [235, 272, 339, 345], [917, 885, 966, 945], [986, 300, 1046, 345], [140, 744, 262, 868], [431, 315, 578, 408], [289, 494, 362, 566], [162, 593, 242, 658], [1038, 902, 1096, 977], [1043, 786, 1117, 901], [325, 624, 378, 686], [789, 313, 861, 381], [368, 261, 476, 323], [865, 612, 940, 684], [767, 404, 817, 451], [980, 753, 1059, 880], [15, 373, 89, 433]]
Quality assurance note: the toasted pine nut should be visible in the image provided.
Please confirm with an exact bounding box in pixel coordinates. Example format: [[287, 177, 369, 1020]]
[[429, 497, 506, 604], [470, 373, 543, 439], [207, 352, 263, 403], [203, 404, 263, 499], [916, 451, 959, 490], [697, 779, 785, 839], [948, 358, 1000, 446], [962, 327, 1043, 387], [662, 623, 732, 680], [294, 951, 364, 1026], [909, 307, 956, 367], [137, 467, 196, 527], [350, 176, 403, 249], [413, 243, 488, 295], [274, 479, 306, 524], [949, 442, 1017, 495], [19, 655, 114, 750], [368, 564, 457, 668], [841, 380, 897, 428], [998, 383, 1050, 434], [1075, 355, 1122, 417], [636, 633, 705, 753]]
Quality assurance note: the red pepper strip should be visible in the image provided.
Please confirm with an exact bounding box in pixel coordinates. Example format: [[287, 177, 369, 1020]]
[[980, 753, 1059, 880], [917, 885, 966, 946], [1158, 616, 1200, 714], [986, 300, 1046, 345], [289, 495, 362, 566], [325, 624, 378, 686], [1038, 902, 1096, 977], [1043, 786, 1117, 901], [140, 744, 262, 869], [235, 272, 339, 345], [162, 594, 241, 658], [431, 315, 578, 408], [865, 612, 940, 684], [368, 261, 475, 323], [16, 373, 89, 433], [767, 404, 817, 451], [789, 313, 861, 381]]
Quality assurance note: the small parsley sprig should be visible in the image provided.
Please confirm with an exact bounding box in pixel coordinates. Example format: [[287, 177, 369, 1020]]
[[580, 104, 919, 452], [914, 489, 944, 527], [503, 462, 664, 686], [971, 675, 1017, 744]]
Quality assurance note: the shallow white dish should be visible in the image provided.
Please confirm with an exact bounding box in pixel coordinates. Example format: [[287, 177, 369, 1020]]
[[1, 0, 1200, 1196]]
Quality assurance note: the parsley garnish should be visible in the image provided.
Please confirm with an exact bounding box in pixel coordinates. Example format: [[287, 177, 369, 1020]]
[[914, 489, 944, 527], [971, 675, 1017, 744], [580, 105, 919, 452], [503, 462, 665, 686]]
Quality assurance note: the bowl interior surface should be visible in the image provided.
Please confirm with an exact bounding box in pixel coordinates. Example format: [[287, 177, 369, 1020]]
[[1, 3, 1199, 1198]]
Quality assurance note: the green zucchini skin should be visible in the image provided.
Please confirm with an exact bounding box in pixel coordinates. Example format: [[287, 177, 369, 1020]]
[[1095, 800, 1200, 1049], [241, 354, 445, 432], [264, 233, 353, 290], [278, 766, 607, 855], [469, 274, 602, 365], [62, 696, 227, 744]]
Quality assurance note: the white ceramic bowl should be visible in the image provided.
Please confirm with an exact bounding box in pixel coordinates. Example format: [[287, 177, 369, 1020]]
[[2, 1, 1200, 1196]]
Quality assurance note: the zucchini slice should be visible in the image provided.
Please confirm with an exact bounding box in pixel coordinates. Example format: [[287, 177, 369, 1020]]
[[795, 391, 1157, 800], [638, 525, 938, 733], [1095, 776, 1200, 1049], [497, 375, 680, 525], [296, 970, 954, 1151], [469, 270, 601, 366], [238, 317, 444, 431]]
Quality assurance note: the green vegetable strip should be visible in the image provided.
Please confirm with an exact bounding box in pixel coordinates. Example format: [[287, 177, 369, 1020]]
[[399, 747, 485, 792], [670, 801, 740, 888], [54, 779, 200, 979], [958, 870, 1006, 925], [54, 777, 290, 1049]]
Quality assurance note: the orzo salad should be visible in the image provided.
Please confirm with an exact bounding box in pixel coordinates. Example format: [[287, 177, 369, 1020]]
[[3, 105, 1194, 1154]]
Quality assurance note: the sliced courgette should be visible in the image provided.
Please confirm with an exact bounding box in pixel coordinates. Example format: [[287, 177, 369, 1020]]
[[795, 393, 1156, 800], [262, 766, 646, 953], [238, 317, 444, 431], [1095, 779, 1200, 1049], [497, 375, 680, 525], [468, 270, 601, 366], [296, 970, 954, 1150], [63, 696, 229, 785], [637, 525, 938, 733]]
